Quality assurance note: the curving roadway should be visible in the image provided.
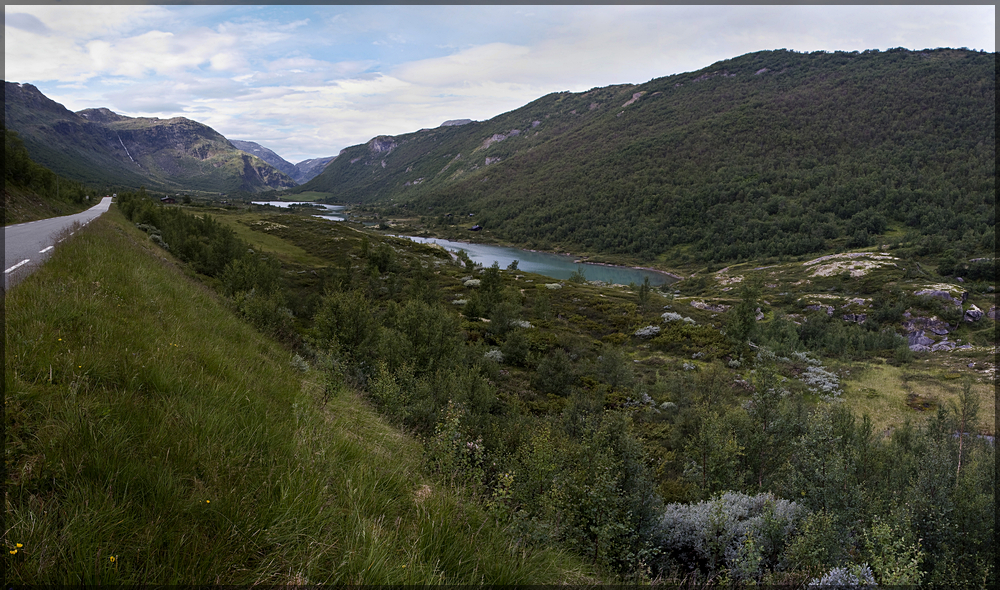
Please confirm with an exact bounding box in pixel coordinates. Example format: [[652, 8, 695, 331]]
[[4, 196, 114, 292]]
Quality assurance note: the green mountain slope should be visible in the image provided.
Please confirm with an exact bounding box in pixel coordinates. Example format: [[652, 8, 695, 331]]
[[4, 123, 98, 224], [299, 48, 995, 264], [4, 82, 297, 193]]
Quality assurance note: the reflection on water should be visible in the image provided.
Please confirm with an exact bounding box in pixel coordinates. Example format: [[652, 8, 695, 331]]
[[398, 235, 676, 286], [252, 201, 345, 221]]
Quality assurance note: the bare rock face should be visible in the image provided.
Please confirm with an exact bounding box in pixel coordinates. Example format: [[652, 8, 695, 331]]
[[368, 136, 397, 154]]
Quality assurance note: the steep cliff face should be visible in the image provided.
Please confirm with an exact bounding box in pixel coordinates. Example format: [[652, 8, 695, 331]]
[[4, 81, 296, 192], [231, 139, 298, 178]]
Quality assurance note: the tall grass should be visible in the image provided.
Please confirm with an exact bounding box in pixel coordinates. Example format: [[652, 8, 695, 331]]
[[3, 210, 589, 583]]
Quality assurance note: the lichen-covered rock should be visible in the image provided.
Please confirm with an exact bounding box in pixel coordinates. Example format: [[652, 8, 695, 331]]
[[914, 289, 962, 306], [634, 325, 661, 338], [964, 304, 984, 322], [662, 311, 696, 324], [690, 300, 729, 312]]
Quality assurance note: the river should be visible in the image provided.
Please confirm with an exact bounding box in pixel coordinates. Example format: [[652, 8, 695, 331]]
[[397, 236, 677, 287], [252, 201, 346, 221]]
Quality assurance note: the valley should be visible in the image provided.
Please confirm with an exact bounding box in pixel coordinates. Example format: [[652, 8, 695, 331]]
[[3, 46, 995, 586]]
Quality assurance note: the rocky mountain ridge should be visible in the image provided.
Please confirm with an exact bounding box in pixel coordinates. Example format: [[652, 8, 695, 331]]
[[4, 82, 296, 193], [230, 139, 335, 184]]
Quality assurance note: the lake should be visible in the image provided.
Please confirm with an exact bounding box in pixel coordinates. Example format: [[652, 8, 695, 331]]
[[397, 236, 677, 287], [252, 201, 346, 221]]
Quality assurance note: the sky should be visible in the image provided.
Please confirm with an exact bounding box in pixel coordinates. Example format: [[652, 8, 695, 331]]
[[5, 4, 995, 163]]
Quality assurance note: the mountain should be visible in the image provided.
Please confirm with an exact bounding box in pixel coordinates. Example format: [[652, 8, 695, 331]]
[[230, 139, 335, 184], [230, 139, 297, 178], [296, 48, 995, 264], [4, 82, 297, 193], [291, 156, 336, 184]]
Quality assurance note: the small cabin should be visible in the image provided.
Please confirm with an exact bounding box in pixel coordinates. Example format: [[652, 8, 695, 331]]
[[160, 197, 176, 204]]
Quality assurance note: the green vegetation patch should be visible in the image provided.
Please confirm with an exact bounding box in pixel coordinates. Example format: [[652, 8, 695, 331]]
[[3, 211, 588, 584]]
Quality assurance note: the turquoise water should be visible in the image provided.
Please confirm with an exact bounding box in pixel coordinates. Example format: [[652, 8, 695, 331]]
[[398, 236, 676, 286], [252, 201, 345, 221]]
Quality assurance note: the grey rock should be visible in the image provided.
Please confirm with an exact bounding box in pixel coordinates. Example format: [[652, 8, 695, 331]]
[[842, 313, 867, 324], [964, 304, 984, 322], [932, 340, 956, 352], [914, 289, 962, 306], [902, 316, 952, 336]]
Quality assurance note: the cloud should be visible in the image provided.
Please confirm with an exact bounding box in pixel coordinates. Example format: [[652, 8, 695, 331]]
[[7, 4, 995, 164], [5, 12, 51, 35], [5, 5, 171, 40]]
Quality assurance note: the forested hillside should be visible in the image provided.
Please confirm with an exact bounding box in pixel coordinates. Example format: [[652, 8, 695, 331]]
[[299, 48, 995, 264]]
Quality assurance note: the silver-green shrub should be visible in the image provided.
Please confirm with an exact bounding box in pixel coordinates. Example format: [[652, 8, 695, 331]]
[[808, 563, 877, 587], [654, 491, 805, 580]]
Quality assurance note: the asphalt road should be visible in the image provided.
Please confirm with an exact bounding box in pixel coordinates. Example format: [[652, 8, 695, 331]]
[[4, 196, 114, 292]]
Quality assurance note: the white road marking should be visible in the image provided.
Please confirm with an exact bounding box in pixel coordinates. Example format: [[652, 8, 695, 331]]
[[40, 246, 54, 254], [5, 259, 31, 273]]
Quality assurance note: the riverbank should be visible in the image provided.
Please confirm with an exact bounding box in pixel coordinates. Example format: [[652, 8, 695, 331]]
[[392, 233, 679, 286]]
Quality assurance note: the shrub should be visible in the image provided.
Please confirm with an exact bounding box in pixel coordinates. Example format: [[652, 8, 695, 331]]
[[654, 491, 805, 580], [532, 349, 577, 396], [808, 563, 877, 587]]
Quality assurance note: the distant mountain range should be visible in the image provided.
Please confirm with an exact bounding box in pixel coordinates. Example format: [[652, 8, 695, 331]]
[[229, 140, 335, 184], [292, 48, 995, 263], [4, 82, 299, 193]]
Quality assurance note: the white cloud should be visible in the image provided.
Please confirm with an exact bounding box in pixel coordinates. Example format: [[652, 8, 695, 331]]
[[5, 5, 171, 41], [6, 4, 995, 164]]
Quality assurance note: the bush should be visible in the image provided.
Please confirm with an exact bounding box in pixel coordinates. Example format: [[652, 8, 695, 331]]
[[532, 349, 577, 396], [654, 491, 805, 581], [808, 563, 877, 587]]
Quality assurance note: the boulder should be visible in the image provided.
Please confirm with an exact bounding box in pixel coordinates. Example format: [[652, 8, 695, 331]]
[[908, 331, 935, 348], [902, 316, 952, 336], [964, 304, 984, 322], [806, 304, 834, 316], [690, 300, 729, 312], [842, 313, 867, 324], [988, 306, 997, 320]]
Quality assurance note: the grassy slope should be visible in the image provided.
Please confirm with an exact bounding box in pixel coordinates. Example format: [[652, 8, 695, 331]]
[[4, 185, 96, 225], [3, 208, 590, 584]]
